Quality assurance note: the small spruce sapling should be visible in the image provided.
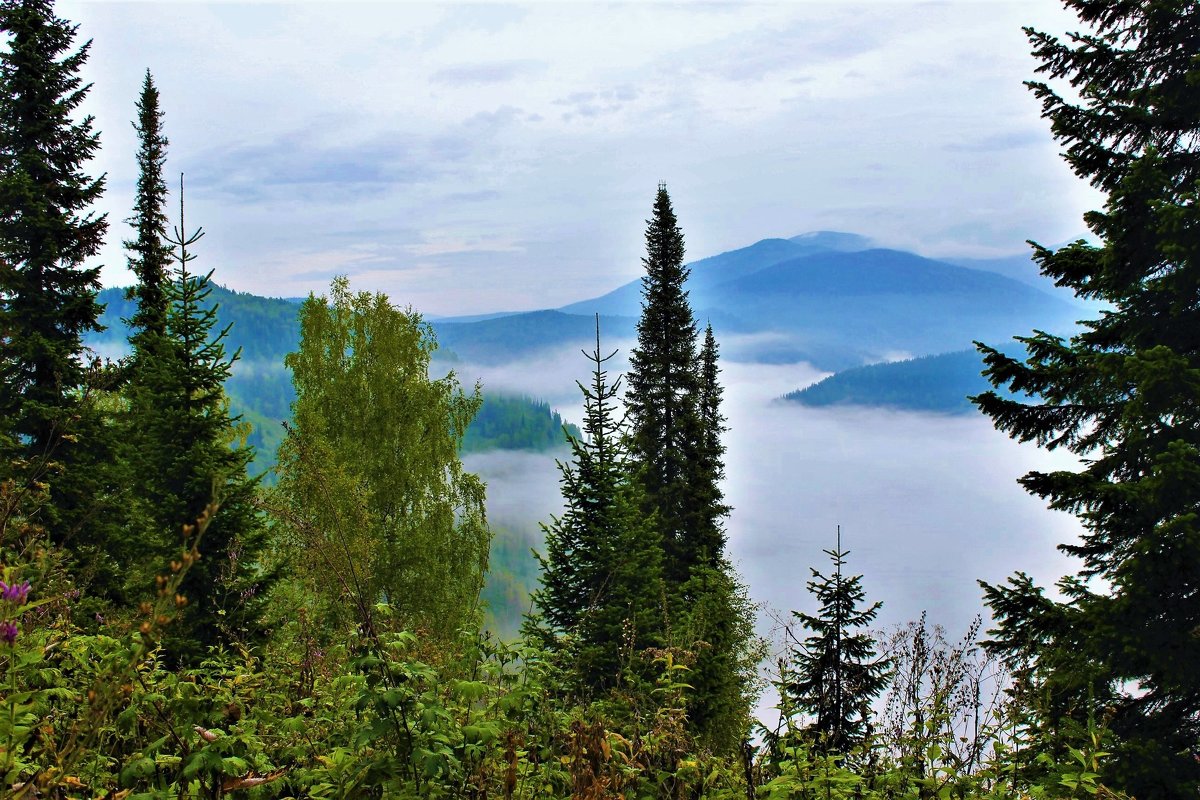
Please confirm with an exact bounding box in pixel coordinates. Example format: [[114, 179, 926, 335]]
[[777, 527, 888, 757]]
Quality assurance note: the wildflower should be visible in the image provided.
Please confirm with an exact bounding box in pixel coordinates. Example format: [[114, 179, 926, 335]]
[[0, 620, 17, 644], [0, 580, 31, 605]]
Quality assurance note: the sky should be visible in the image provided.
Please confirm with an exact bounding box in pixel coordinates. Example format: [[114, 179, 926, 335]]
[[63, 0, 1104, 316]]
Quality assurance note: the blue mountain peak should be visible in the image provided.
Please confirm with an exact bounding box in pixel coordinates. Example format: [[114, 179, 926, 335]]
[[787, 231, 874, 251]]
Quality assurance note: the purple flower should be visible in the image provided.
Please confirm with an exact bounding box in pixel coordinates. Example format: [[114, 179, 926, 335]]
[[0, 580, 31, 605], [0, 621, 17, 644]]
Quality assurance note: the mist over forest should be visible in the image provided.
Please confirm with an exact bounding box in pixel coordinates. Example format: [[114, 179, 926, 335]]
[[462, 351, 1082, 642]]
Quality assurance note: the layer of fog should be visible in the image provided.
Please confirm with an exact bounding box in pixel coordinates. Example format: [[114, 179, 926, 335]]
[[444, 337, 638, 410], [718, 361, 1080, 637], [459, 343, 1083, 648]]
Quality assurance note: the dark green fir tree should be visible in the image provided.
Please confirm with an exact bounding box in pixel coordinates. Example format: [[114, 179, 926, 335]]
[[974, 2, 1200, 795], [625, 184, 707, 589], [624, 186, 758, 753], [0, 0, 134, 614], [0, 0, 105, 458], [694, 322, 731, 564], [118, 69, 175, 596], [124, 69, 172, 347], [776, 529, 887, 757], [674, 560, 762, 755], [133, 180, 271, 662], [533, 321, 663, 696]]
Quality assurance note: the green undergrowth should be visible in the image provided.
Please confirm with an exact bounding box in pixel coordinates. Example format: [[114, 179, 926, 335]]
[[0, 487, 1130, 800]]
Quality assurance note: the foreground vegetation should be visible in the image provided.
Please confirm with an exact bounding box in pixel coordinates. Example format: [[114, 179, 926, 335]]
[[0, 521, 1129, 799], [1, 0, 1197, 797]]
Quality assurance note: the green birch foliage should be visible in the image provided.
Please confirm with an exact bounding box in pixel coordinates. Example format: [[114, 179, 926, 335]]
[[276, 277, 489, 638], [974, 2, 1200, 795], [778, 537, 888, 756], [0, 0, 105, 456], [533, 323, 663, 697]]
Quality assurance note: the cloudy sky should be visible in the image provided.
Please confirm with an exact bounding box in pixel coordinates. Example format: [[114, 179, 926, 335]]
[[65, 1, 1102, 315]]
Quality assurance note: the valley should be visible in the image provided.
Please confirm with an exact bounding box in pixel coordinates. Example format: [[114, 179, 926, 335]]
[[89, 230, 1085, 638]]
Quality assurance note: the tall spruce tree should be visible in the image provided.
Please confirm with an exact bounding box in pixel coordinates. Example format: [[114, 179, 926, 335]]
[[625, 186, 757, 752], [694, 322, 730, 562], [776, 530, 887, 757], [974, 3, 1200, 795], [626, 184, 707, 587], [533, 321, 663, 696], [675, 560, 762, 754], [120, 69, 174, 594], [124, 70, 171, 346], [0, 0, 105, 457], [134, 181, 271, 662], [0, 1, 131, 609]]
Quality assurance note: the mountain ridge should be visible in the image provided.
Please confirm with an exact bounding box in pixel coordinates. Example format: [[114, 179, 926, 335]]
[[90, 229, 1082, 399]]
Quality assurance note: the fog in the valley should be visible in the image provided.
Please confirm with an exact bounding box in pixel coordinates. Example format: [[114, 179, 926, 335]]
[[444, 337, 638, 410], [461, 449, 567, 535], [717, 361, 1081, 635], [460, 343, 1083, 649]]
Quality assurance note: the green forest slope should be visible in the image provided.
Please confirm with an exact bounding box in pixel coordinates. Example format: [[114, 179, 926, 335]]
[[89, 286, 578, 475], [782, 349, 1024, 414]]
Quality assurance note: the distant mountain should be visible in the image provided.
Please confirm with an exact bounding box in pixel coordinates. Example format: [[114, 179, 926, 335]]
[[428, 310, 527, 324], [462, 395, 580, 452], [559, 230, 874, 319], [88, 229, 1085, 432], [943, 253, 1044, 288], [556, 234, 1082, 370], [782, 349, 1025, 413], [450, 231, 1078, 370], [787, 230, 875, 251], [945, 247, 1105, 310], [93, 284, 301, 371], [714, 248, 1079, 366]]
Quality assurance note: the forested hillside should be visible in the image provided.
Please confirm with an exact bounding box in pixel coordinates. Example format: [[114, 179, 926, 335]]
[[782, 350, 1024, 414], [1, 1, 1197, 799], [90, 285, 579, 474]]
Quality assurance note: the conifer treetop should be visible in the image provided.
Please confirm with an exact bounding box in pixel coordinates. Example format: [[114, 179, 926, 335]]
[[779, 527, 888, 756], [125, 69, 172, 341], [0, 0, 106, 450]]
